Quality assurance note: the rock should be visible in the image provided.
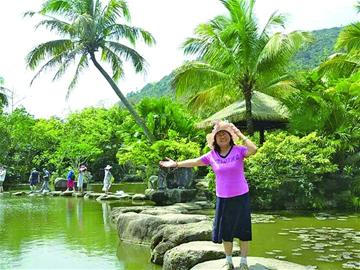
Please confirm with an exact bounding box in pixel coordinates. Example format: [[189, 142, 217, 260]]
[[132, 194, 147, 201], [73, 192, 85, 197], [150, 220, 212, 265], [148, 175, 158, 189], [60, 191, 74, 196], [84, 192, 103, 199], [191, 257, 311, 270], [148, 189, 198, 205], [54, 178, 67, 191], [117, 212, 208, 245], [163, 241, 240, 270], [13, 191, 26, 196], [49, 191, 62, 196]]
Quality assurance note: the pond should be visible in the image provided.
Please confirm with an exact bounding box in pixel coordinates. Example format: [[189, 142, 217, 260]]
[[0, 194, 161, 270], [0, 195, 359, 270]]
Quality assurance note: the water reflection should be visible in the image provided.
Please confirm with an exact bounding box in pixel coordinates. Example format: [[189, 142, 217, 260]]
[[0, 196, 158, 269], [102, 202, 112, 232], [77, 198, 83, 230]]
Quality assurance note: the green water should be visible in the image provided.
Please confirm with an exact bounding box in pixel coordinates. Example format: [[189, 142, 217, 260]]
[[197, 209, 360, 270], [0, 194, 160, 270], [1, 195, 359, 270]]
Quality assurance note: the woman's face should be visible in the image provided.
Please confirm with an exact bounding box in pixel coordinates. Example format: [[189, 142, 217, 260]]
[[215, 130, 231, 147]]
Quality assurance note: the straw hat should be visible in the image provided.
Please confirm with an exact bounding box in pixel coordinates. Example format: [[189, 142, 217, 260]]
[[104, 165, 112, 170], [206, 120, 239, 149]]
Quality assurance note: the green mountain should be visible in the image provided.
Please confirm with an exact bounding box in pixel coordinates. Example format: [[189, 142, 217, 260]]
[[126, 73, 175, 104], [292, 27, 341, 70], [126, 27, 342, 103]]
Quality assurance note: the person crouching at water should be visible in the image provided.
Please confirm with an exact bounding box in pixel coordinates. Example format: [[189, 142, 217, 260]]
[[29, 168, 40, 192], [159, 120, 257, 270]]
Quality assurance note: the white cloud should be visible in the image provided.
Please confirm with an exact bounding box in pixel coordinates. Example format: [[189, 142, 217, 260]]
[[0, 0, 358, 118]]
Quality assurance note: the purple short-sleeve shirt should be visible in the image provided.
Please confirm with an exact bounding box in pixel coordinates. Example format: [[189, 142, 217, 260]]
[[200, 145, 249, 198]]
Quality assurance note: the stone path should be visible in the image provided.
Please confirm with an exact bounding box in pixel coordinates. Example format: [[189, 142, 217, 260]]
[[190, 257, 314, 270]]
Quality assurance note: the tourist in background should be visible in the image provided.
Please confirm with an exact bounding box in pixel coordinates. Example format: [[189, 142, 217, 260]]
[[39, 168, 51, 192], [65, 168, 75, 192], [102, 165, 113, 194], [77, 165, 87, 193], [29, 168, 40, 192]]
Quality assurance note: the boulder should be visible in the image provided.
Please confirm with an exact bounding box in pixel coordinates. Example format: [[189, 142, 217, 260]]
[[54, 178, 67, 191], [190, 257, 311, 270], [148, 188, 198, 205], [132, 193, 147, 201], [150, 220, 212, 265], [117, 212, 208, 244], [163, 241, 240, 270]]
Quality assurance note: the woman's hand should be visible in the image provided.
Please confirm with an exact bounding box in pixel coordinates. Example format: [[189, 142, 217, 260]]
[[159, 157, 177, 168], [229, 123, 244, 137]]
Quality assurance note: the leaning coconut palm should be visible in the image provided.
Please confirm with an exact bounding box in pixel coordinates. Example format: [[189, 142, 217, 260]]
[[25, 0, 156, 142], [319, 1, 360, 78], [173, 0, 311, 134]]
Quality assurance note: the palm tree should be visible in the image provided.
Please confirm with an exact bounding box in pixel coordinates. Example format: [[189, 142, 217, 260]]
[[173, 0, 311, 134], [319, 1, 360, 78], [25, 0, 156, 142]]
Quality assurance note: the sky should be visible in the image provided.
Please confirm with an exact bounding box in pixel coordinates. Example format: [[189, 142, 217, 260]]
[[0, 0, 358, 119]]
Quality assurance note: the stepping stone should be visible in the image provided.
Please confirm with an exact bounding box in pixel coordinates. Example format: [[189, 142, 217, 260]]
[[191, 257, 311, 270]]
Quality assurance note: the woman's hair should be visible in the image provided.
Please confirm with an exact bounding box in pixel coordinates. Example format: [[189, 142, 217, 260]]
[[213, 130, 234, 153]]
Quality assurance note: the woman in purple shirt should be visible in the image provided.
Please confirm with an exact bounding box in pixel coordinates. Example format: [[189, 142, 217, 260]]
[[160, 120, 257, 270]]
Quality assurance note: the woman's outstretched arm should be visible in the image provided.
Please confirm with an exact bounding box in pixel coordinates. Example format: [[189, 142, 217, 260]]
[[159, 157, 207, 168]]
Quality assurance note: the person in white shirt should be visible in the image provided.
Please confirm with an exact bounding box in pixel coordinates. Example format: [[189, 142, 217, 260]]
[[102, 165, 113, 194]]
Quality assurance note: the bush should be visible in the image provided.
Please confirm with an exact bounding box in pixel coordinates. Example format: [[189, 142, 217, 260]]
[[245, 132, 338, 210]]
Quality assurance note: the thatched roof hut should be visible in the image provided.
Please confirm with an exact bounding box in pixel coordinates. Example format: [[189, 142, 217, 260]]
[[196, 91, 289, 144]]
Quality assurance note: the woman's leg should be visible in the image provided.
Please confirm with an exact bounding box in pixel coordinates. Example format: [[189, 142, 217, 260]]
[[240, 241, 249, 257], [223, 241, 233, 256]]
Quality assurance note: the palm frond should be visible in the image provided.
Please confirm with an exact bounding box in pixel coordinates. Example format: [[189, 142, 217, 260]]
[[256, 31, 312, 76], [318, 53, 360, 78], [105, 24, 155, 46], [35, 18, 74, 36], [102, 0, 130, 24], [336, 22, 360, 52], [26, 39, 74, 70], [172, 61, 230, 96], [67, 54, 89, 95], [105, 41, 146, 73], [39, 0, 75, 19], [100, 45, 124, 81], [260, 11, 286, 38], [52, 48, 83, 81]]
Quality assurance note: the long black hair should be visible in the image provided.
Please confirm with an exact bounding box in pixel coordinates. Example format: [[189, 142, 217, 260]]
[[213, 130, 235, 153]]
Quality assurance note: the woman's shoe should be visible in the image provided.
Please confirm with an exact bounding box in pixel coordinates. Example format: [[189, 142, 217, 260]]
[[239, 263, 249, 270]]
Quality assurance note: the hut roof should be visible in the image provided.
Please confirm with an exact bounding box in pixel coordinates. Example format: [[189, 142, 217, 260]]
[[196, 91, 289, 129]]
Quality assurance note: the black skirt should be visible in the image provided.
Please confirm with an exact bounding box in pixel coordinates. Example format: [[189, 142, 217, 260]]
[[212, 192, 252, 243]]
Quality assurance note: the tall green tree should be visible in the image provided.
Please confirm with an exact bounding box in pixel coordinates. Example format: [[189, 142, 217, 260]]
[[174, 0, 310, 134], [25, 0, 156, 142]]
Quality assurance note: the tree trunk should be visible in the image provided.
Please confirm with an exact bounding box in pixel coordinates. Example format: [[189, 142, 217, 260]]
[[241, 78, 254, 135], [90, 53, 155, 143]]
